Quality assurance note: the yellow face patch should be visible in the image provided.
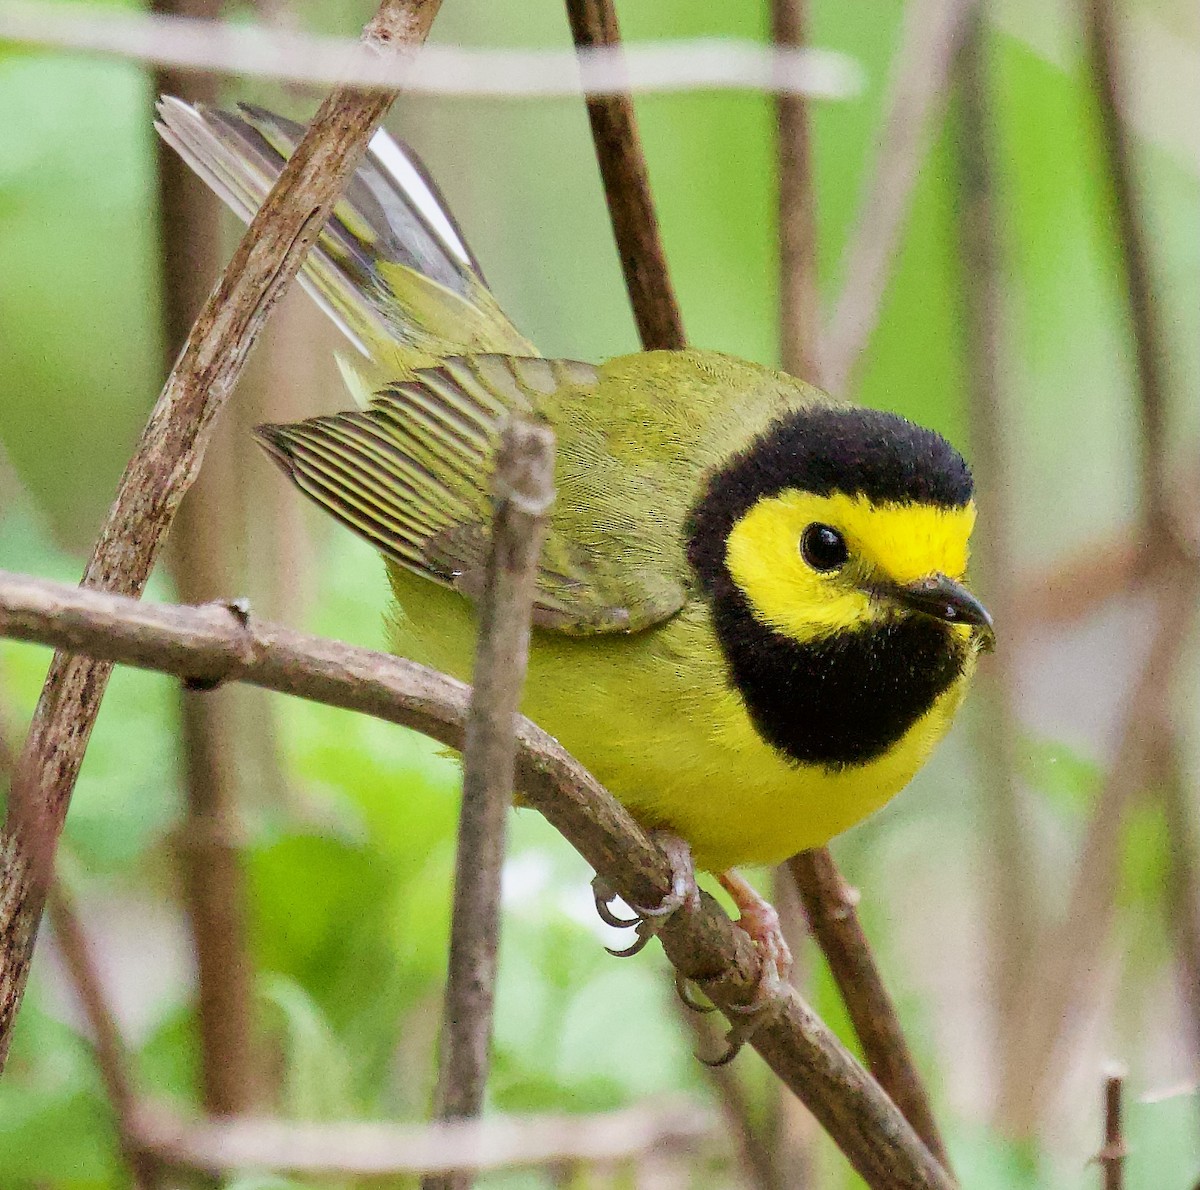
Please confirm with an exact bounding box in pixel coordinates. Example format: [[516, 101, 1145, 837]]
[[724, 490, 977, 643]]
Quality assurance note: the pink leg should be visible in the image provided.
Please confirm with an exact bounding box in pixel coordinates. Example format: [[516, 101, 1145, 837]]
[[717, 869, 794, 989]]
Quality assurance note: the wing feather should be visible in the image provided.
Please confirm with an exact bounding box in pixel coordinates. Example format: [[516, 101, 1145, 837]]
[[256, 355, 686, 634]]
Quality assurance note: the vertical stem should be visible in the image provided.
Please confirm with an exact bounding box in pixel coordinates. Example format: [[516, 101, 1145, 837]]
[[1099, 1066, 1126, 1190], [773, 0, 822, 386], [951, 2, 1039, 1125], [564, 0, 686, 352], [1084, 0, 1170, 541], [152, 0, 260, 1113], [425, 421, 555, 1190]]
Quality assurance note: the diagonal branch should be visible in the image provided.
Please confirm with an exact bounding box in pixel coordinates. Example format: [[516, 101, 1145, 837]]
[[822, 0, 969, 396], [0, 0, 445, 1069], [47, 879, 162, 1189], [0, 567, 953, 1189]]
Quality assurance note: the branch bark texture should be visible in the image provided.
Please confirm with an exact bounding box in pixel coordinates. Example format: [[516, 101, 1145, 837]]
[[426, 422, 555, 1190], [0, 568, 952, 1189], [0, 0, 444, 1067]]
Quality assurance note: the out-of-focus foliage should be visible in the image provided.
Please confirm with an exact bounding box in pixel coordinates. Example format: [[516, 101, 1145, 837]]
[[1, 0, 1198, 1187]]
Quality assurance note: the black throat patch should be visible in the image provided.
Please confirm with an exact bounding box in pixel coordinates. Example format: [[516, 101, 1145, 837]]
[[686, 406, 973, 769]]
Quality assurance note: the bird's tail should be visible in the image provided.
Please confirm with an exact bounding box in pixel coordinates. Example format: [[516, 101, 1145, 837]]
[[155, 98, 535, 382]]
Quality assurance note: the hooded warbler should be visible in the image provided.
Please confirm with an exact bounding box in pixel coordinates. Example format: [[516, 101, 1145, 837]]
[[158, 100, 993, 954]]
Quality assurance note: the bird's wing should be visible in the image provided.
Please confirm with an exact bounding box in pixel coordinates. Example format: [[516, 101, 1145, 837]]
[[256, 354, 688, 635]]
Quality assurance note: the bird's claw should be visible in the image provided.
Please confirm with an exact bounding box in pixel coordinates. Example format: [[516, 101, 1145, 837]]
[[674, 970, 715, 1014], [699, 949, 790, 1067], [697, 870, 794, 1065], [592, 832, 699, 958]]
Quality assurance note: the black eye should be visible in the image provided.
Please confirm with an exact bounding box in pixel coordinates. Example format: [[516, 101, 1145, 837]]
[[800, 523, 848, 571]]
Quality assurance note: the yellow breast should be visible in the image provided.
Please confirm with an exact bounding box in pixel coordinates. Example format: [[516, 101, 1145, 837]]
[[388, 567, 973, 874]]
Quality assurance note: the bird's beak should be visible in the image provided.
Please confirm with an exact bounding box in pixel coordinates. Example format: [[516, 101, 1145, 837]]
[[887, 573, 996, 652]]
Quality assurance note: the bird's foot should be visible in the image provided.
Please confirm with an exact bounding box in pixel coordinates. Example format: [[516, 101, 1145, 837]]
[[591, 832, 699, 959], [697, 870, 793, 1067]]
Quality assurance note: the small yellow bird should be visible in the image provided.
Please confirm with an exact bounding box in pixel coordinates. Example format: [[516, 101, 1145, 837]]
[[158, 100, 993, 974]]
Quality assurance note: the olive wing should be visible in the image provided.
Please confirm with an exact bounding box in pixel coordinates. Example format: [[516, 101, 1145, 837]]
[[256, 354, 687, 634]]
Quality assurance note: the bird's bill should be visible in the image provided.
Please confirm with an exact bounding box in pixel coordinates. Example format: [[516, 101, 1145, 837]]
[[880, 573, 996, 650]]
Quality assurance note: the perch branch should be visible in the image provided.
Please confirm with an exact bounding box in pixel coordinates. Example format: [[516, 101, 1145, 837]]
[[823, 0, 969, 396], [564, 0, 687, 350], [0, 0, 444, 1069], [0, 568, 953, 1189], [426, 422, 555, 1190]]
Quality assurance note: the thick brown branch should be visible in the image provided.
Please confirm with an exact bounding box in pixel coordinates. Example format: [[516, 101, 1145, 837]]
[[427, 423, 555, 1190], [564, 0, 686, 351], [134, 1098, 713, 1175], [0, 0, 444, 1068], [788, 851, 950, 1169], [823, 0, 968, 396], [0, 568, 953, 1188]]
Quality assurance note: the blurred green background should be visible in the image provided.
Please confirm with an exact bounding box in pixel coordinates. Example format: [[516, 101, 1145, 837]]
[[1, 0, 1198, 1186]]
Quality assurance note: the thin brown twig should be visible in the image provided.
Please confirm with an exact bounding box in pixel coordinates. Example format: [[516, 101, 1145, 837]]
[[822, 0, 969, 396], [134, 1097, 714, 1176], [952, 2, 1040, 1125], [0, 568, 955, 1190], [46, 879, 161, 1190], [152, 0, 260, 1116], [1098, 1066, 1127, 1190], [1084, 0, 1171, 542], [426, 422, 555, 1190], [773, 0, 822, 387], [788, 851, 951, 1170], [564, 0, 687, 352], [999, 566, 1199, 1133], [0, 0, 445, 1069]]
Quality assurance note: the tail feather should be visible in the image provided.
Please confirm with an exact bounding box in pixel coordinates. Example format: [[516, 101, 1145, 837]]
[[155, 98, 533, 369]]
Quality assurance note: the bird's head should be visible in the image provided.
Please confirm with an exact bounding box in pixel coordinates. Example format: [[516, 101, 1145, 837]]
[[687, 405, 992, 768]]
